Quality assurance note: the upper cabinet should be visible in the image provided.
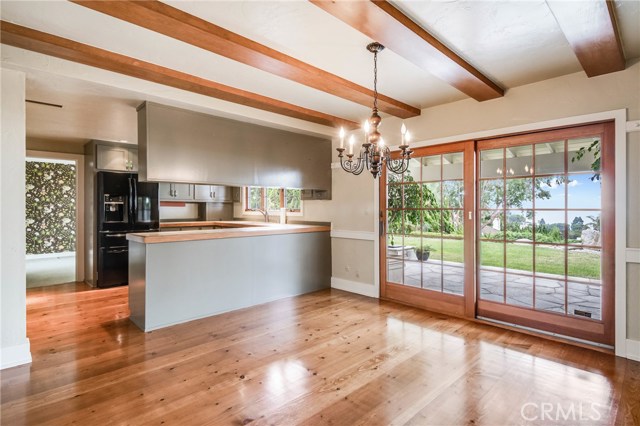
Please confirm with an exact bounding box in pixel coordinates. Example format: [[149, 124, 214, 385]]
[[84, 141, 138, 172], [137, 102, 331, 198], [194, 185, 232, 202], [159, 183, 194, 201], [160, 183, 233, 202], [96, 144, 138, 172]]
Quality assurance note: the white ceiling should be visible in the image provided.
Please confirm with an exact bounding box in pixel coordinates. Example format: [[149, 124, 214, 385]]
[[1, 0, 639, 146]]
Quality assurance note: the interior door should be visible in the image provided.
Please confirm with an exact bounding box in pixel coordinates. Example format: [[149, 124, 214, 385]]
[[476, 122, 615, 346], [380, 141, 475, 318]]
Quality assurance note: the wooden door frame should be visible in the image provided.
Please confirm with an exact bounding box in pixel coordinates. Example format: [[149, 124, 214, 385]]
[[379, 140, 476, 319], [475, 121, 615, 346]]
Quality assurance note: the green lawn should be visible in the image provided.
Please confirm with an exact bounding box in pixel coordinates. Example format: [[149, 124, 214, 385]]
[[391, 235, 600, 279]]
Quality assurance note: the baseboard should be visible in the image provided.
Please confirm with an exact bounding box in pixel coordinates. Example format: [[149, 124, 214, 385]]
[[1, 339, 32, 369], [331, 277, 378, 298], [626, 339, 640, 362], [26, 251, 75, 260]]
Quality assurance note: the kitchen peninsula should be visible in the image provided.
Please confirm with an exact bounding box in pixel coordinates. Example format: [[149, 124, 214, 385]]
[[127, 222, 330, 331]]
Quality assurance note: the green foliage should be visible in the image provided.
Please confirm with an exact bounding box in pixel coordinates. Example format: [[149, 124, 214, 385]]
[[572, 139, 601, 181], [285, 189, 301, 211], [387, 171, 457, 236], [247, 187, 263, 210], [505, 230, 533, 241], [480, 178, 551, 233], [587, 214, 601, 232], [535, 232, 563, 244], [549, 227, 563, 241], [571, 216, 584, 232], [266, 188, 280, 211]]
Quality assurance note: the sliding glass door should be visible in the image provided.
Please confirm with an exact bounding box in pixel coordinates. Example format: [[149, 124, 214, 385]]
[[476, 122, 615, 346], [380, 141, 475, 318], [380, 122, 615, 346]]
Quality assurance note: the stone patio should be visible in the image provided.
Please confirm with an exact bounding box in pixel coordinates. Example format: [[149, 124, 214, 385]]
[[387, 259, 602, 320]]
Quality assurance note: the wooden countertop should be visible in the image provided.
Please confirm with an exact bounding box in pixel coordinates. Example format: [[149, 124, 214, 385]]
[[159, 221, 269, 229], [129, 221, 330, 244]]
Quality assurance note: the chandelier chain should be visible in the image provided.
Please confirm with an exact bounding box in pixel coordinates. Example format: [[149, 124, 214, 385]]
[[373, 49, 378, 112]]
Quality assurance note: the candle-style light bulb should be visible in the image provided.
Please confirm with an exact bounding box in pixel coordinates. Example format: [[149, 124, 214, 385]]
[[401, 123, 407, 135], [339, 127, 345, 149], [363, 120, 370, 134], [348, 135, 355, 155], [378, 137, 385, 154], [405, 131, 411, 145]]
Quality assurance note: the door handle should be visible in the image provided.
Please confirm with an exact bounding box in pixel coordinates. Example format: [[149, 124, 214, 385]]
[[133, 178, 138, 214], [106, 234, 126, 238], [106, 249, 128, 254], [127, 178, 133, 220]]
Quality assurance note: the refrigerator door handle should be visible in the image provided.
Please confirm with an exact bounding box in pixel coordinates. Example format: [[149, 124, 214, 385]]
[[127, 177, 133, 224], [133, 177, 138, 221]]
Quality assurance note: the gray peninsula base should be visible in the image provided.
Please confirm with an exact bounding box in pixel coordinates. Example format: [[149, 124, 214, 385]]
[[128, 232, 330, 331]]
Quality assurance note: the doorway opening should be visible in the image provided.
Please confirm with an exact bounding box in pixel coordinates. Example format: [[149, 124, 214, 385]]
[[25, 154, 83, 287]]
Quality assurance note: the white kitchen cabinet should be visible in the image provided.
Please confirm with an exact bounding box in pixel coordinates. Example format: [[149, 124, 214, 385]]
[[96, 144, 138, 172], [159, 183, 194, 201]]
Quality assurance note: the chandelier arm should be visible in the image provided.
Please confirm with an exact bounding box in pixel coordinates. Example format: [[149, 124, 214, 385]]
[[340, 156, 358, 174]]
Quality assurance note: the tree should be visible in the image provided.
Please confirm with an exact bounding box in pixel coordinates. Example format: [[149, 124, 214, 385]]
[[537, 218, 547, 234], [571, 216, 584, 233], [480, 178, 551, 232], [386, 171, 454, 238]]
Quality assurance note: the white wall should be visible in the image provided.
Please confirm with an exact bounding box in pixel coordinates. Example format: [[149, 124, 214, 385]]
[[1, 68, 31, 369], [331, 62, 640, 357]]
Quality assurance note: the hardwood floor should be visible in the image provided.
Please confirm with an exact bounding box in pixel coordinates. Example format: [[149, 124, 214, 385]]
[[1, 283, 638, 425]]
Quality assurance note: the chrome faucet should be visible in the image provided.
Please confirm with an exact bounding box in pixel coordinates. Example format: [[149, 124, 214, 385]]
[[252, 208, 269, 223]]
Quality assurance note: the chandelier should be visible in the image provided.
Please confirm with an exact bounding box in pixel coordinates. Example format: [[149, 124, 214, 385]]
[[336, 42, 413, 179]]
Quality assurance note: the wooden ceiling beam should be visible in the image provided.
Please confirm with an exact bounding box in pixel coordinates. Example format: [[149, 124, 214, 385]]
[[546, 0, 625, 77], [310, 0, 504, 102], [0, 21, 359, 130], [72, 0, 420, 119]]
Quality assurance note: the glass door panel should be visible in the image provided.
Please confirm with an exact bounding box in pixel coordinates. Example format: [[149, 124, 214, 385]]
[[476, 122, 614, 346], [381, 141, 474, 318]]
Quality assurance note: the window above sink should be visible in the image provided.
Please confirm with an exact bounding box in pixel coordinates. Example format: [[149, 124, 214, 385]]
[[244, 186, 302, 215]]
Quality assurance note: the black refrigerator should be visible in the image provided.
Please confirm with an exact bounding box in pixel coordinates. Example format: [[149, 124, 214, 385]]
[[97, 171, 159, 288]]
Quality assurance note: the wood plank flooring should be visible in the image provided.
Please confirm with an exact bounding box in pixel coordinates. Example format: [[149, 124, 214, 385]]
[[1, 283, 638, 425]]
